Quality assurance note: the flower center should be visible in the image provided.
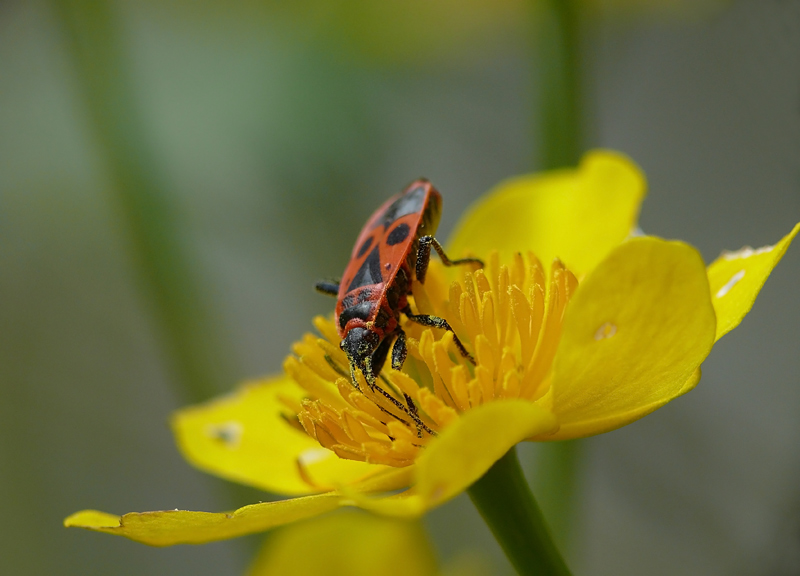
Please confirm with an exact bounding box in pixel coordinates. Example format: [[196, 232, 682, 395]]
[[282, 252, 578, 468]]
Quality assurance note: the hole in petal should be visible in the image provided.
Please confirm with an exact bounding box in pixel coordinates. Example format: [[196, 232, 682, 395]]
[[430, 485, 445, 503], [594, 322, 617, 341], [206, 421, 243, 449], [715, 269, 746, 298]]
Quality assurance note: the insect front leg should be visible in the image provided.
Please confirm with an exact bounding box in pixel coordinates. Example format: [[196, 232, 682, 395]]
[[416, 236, 483, 283], [348, 363, 362, 392], [314, 279, 340, 296], [403, 307, 476, 366], [361, 356, 377, 390], [391, 329, 408, 371]]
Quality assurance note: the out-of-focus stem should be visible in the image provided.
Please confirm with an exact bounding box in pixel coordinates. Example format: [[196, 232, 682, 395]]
[[52, 0, 233, 404], [534, 440, 582, 551], [534, 0, 583, 170], [530, 0, 585, 552]]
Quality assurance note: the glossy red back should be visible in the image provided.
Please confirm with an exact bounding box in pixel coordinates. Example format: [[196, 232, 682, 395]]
[[335, 180, 442, 336]]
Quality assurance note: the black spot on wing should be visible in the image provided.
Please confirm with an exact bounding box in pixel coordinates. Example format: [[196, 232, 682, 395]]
[[339, 301, 374, 329], [346, 246, 383, 292], [341, 294, 356, 309], [377, 186, 426, 229], [357, 235, 373, 257], [386, 223, 410, 246]]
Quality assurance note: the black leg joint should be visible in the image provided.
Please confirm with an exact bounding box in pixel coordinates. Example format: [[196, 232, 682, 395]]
[[392, 330, 408, 371], [405, 310, 476, 366], [415, 236, 483, 284], [416, 236, 434, 283]]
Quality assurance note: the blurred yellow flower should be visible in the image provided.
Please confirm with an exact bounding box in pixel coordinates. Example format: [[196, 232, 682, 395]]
[[152, 0, 729, 66], [65, 150, 798, 546], [246, 512, 439, 576]]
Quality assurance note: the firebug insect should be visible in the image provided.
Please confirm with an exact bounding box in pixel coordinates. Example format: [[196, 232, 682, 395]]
[[316, 180, 483, 398]]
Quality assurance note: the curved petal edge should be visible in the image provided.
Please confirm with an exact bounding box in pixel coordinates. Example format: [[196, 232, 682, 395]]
[[708, 222, 799, 341], [546, 237, 716, 439], [64, 493, 343, 546]]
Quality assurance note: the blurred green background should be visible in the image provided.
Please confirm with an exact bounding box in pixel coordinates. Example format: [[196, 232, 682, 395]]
[[1, 0, 798, 574]]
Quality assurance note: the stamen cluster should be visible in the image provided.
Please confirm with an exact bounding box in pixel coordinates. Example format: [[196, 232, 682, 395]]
[[282, 253, 578, 468]]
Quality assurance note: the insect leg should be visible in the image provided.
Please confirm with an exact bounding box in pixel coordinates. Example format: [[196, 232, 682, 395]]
[[416, 236, 483, 283], [370, 336, 393, 378], [314, 279, 340, 296], [404, 308, 476, 366], [348, 363, 363, 392], [363, 355, 427, 429], [391, 329, 408, 371], [362, 356, 377, 390]]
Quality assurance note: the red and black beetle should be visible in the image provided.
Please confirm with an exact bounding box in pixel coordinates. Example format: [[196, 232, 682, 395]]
[[316, 180, 483, 392]]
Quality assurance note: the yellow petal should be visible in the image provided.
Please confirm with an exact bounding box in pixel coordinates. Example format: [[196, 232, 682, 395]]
[[295, 447, 392, 492], [344, 488, 427, 518], [448, 150, 645, 276], [546, 237, 716, 439], [346, 400, 557, 517], [350, 466, 415, 493], [64, 493, 342, 546], [708, 223, 800, 341], [172, 375, 384, 495], [246, 512, 439, 576]]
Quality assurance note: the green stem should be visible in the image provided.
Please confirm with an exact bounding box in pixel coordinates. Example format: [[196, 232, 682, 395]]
[[529, 0, 585, 552], [52, 0, 232, 403], [468, 447, 573, 576], [533, 441, 582, 551], [534, 0, 583, 170]]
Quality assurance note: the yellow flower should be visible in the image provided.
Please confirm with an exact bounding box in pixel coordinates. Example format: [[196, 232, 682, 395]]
[[246, 512, 440, 576], [65, 150, 798, 546], [151, 0, 728, 68]]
